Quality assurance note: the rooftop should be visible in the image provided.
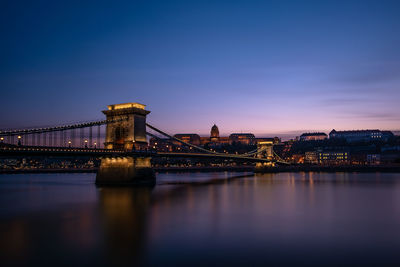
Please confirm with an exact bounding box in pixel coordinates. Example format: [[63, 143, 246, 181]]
[[300, 132, 327, 136], [330, 129, 380, 134]]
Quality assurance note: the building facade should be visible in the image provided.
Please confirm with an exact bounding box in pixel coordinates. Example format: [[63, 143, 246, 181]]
[[229, 133, 256, 145], [329, 129, 394, 143], [318, 151, 350, 165], [173, 134, 201, 146], [300, 132, 327, 141], [305, 151, 319, 164]]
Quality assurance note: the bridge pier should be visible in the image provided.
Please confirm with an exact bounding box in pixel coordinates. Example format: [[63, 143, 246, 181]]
[[254, 162, 275, 173], [96, 156, 155, 186]]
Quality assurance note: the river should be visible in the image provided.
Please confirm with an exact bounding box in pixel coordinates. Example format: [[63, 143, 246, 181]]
[[1, 172, 400, 266]]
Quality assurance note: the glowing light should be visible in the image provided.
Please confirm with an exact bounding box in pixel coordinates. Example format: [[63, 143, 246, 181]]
[[107, 102, 146, 110]]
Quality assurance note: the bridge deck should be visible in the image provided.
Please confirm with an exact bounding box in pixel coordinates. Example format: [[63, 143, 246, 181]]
[[0, 146, 287, 164]]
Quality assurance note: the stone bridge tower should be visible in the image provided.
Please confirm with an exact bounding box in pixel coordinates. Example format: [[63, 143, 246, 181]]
[[96, 103, 155, 186], [255, 141, 275, 169], [257, 141, 274, 160], [103, 103, 150, 150]]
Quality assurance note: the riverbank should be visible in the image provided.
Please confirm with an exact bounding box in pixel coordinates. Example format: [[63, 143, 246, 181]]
[[154, 166, 254, 173], [0, 166, 255, 174], [2, 165, 400, 174], [255, 165, 400, 173]]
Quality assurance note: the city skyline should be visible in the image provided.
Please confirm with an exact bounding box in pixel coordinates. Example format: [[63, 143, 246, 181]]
[[1, 0, 400, 138]]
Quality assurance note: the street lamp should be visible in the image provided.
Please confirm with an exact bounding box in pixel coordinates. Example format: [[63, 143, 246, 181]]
[[94, 142, 97, 149], [17, 135, 22, 146], [68, 140, 72, 147], [84, 139, 88, 148], [0, 137, 3, 143]]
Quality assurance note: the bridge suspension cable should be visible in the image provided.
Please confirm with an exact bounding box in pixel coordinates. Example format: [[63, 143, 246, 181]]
[[147, 123, 277, 158], [146, 123, 290, 164], [0, 117, 129, 136], [0, 117, 128, 149], [146, 123, 220, 154], [273, 150, 287, 163]]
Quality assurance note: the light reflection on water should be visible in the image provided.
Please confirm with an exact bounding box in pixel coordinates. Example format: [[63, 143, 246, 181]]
[[1, 172, 400, 266]]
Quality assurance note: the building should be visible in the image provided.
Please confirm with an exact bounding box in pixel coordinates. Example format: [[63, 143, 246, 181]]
[[367, 154, 381, 165], [173, 124, 258, 147], [300, 132, 327, 141], [329, 129, 394, 143], [304, 151, 318, 164], [173, 134, 201, 146], [291, 154, 305, 164], [210, 124, 219, 142], [255, 137, 281, 145], [199, 124, 230, 145], [381, 131, 395, 141], [318, 151, 350, 165], [229, 133, 256, 145]]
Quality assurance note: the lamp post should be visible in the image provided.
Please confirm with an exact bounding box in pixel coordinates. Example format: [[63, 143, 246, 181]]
[[17, 135, 22, 146], [84, 139, 88, 148], [68, 140, 72, 148], [94, 142, 97, 149]]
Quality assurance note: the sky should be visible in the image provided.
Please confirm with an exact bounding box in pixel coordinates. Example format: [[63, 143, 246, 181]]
[[1, 0, 400, 138]]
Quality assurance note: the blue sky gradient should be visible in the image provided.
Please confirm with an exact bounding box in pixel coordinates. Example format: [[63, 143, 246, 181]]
[[1, 0, 400, 137]]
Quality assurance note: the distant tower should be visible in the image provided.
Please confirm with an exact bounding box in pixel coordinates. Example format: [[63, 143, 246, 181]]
[[103, 103, 150, 150], [210, 124, 220, 142]]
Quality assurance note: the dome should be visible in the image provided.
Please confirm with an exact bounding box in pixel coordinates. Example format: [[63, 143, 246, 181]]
[[210, 124, 220, 138]]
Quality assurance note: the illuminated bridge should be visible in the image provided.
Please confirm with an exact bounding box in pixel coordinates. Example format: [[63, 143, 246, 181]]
[[0, 103, 287, 185]]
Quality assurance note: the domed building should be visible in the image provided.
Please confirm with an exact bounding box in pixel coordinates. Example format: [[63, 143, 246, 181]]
[[210, 124, 220, 142]]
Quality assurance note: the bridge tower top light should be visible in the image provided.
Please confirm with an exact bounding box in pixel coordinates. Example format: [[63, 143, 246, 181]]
[[102, 102, 150, 151], [107, 102, 146, 111]]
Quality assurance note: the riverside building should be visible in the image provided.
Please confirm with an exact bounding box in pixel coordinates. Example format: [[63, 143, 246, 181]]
[[329, 129, 394, 143], [300, 132, 327, 141]]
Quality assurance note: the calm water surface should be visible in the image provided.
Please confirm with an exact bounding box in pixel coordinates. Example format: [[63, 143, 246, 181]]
[[1, 172, 400, 266]]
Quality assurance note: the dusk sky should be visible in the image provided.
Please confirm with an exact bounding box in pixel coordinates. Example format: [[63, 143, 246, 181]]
[[1, 0, 400, 138]]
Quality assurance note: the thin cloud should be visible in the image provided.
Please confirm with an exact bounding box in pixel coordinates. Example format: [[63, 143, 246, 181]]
[[329, 62, 400, 86], [335, 111, 400, 121]]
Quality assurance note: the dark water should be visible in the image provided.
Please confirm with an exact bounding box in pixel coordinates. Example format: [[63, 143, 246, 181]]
[[1, 172, 400, 266]]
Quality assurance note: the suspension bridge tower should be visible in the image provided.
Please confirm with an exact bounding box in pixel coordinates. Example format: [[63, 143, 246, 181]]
[[256, 141, 274, 160], [103, 103, 150, 150], [255, 141, 275, 169], [96, 103, 155, 186]]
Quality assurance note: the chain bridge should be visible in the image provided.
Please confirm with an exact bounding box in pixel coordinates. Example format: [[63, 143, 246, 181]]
[[0, 103, 288, 185]]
